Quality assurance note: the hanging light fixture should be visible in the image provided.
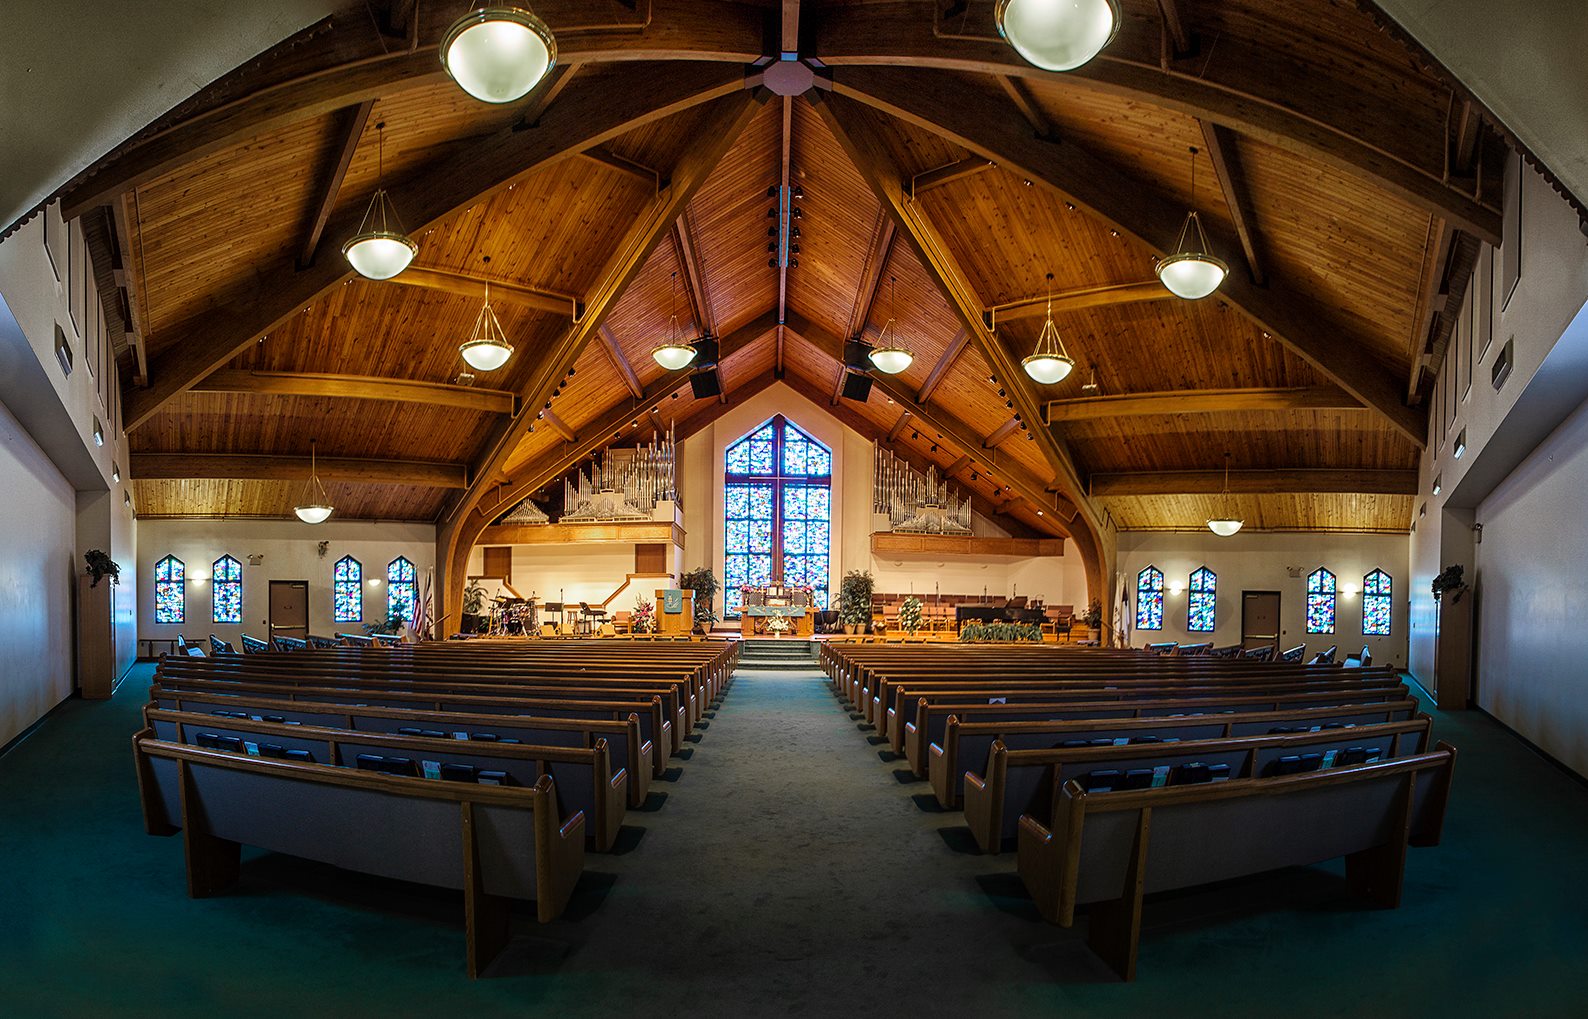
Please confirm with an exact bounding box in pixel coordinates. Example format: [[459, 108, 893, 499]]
[[1207, 451, 1244, 537], [459, 279, 515, 371], [868, 276, 914, 374], [343, 123, 417, 280], [1022, 272, 1077, 385], [441, 5, 557, 104], [294, 441, 334, 525], [995, 0, 1120, 72], [1157, 146, 1228, 300], [651, 271, 698, 371]]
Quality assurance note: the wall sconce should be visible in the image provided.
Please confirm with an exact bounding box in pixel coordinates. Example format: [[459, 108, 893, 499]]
[[92, 417, 104, 446], [112, 466, 121, 483], [1342, 584, 1359, 598], [368, 578, 382, 587], [1169, 583, 1185, 595]]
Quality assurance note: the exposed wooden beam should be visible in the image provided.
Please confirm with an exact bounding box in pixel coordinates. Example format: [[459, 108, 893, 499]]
[[541, 408, 577, 443], [1156, 0, 1194, 58], [782, 0, 801, 54], [110, 194, 150, 385], [1450, 98, 1481, 178], [872, 532, 1064, 558], [846, 212, 897, 339], [191, 369, 515, 414], [945, 454, 972, 477], [1198, 120, 1265, 286], [1089, 469, 1419, 497], [988, 280, 1170, 323], [916, 328, 967, 404], [910, 158, 995, 197], [777, 96, 794, 325], [672, 210, 714, 335], [390, 265, 580, 317], [1046, 386, 1360, 423], [515, 63, 582, 130], [581, 146, 663, 189], [996, 75, 1054, 139], [983, 417, 1021, 449], [130, 452, 467, 488], [597, 325, 644, 400], [886, 409, 912, 443], [669, 369, 780, 442], [298, 99, 374, 268], [647, 407, 666, 435], [122, 62, 748, 431], [829, 363, 848, 406], [811, 9, 1502, 243], [828, 71, 1427, 448], [479, 520, 684, 547]]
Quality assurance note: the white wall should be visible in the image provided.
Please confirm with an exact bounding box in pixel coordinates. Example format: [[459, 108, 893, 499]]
[[1117, 532, 1410, 666], [137, 519, 435, 645], [465, 543, 647, 616], [868, 552, 1087, 609]]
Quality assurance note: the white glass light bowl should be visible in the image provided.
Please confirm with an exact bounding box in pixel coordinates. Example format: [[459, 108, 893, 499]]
[[441, 7, 557, 104], [868, 346, 914, 375], [1157, 251, 1229, 300], [651, 343, 699, 371], [995, 0, 1120, 72], [343, 230, 417, 281], [460, 338, 515, 372], [1022, 352, 1075, 385]]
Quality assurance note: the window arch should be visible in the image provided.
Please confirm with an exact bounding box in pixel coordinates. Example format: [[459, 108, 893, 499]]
[[155, 555, 185, 624], [387, 557, 417, 624], [1306, 568, 1337, 634], [1135, 565, 1164, 631], [1363, 569, 1392, 635], [1187, 566, 1216, 633], [334, 556, 363, 624], [212, 555, 242, 624], [724, 415, 832, 616]]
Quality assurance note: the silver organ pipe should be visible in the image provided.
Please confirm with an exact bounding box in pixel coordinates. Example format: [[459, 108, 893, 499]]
[[873, 443, 973, 535]]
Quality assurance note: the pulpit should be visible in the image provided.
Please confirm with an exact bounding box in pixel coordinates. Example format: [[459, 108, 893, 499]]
[[656, 588, 695, 635]]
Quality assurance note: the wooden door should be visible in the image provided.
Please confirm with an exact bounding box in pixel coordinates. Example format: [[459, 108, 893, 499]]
[[1241, 591, 1280, 652], [269, 580, 309, 641]]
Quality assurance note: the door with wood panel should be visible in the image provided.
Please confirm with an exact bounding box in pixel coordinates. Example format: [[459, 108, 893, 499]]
[[1241, 591, 1280, 653], [269, 580, 309, 642]]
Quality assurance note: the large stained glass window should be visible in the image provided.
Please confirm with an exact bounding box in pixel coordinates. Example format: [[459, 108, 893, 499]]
[[1187, 566, 1216, 633], [155, 555, 185, 624], [724, 416, 831, 615], [334, 555, 363, 624], [1306, 567, 1337, 634], [387, 557, 417, 624], [1363, 568, 1392, 636], [1135, 565, 1164, 631], [212, 555, 242, 624]]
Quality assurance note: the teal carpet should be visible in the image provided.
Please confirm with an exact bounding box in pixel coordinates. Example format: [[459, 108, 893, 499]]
[[1, 664, 1583, 1017]]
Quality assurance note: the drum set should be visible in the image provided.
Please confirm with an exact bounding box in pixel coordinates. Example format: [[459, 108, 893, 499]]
[[487, 596, 539, 636]]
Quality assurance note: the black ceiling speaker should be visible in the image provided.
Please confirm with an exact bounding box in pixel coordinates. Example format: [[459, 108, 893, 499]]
[[840, 371, 874, 401], [694, 334, 720, 367], [689, 369, 722, 399], [844, 339, 873, 370]]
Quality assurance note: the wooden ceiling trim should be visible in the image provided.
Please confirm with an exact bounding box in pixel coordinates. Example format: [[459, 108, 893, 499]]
[[298, 99, 375, 269], [1405, 220, 1481, 404], [1198, 120, 1265, 286], [1047, 386, 1361, 423], [829, 70, 1428, 448], [597, 325, 645, 400], [389, 265, 580, 317], [810, 5, 1501, 243], [988, 279, 1170, 323], [130, 452, 468, 489], [1089, 469, 1419, 497], [915, 327, 967, 404], [122, 62, 748, 431], [190, 369, 514, 414]]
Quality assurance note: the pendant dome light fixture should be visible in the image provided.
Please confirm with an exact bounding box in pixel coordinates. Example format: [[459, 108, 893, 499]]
[[441, 5, 557, 104], [459, 280, 515, 371], [1022, 272, 1077, 385], [995, 0, 1120, 72], [651, 271, 698, 371], [868, 276, 914, 375], [343, 122, 417, 280], [1156, 146, 1229, 300], [293, 441, 335, 524], [1206, 451, 1244, 537]]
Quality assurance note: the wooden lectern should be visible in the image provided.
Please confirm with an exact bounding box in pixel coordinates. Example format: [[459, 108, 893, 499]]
[[656, 588, 695, 635]]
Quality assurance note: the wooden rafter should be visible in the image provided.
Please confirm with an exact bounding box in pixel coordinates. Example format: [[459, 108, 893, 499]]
[[988, 280, 1169, 323], [190, 369, 515, 414], [1046, 386, 1360, 423], [130, 452, 467, 488], [541, 408, 578, 443], [1156, 0, 1194, 58], [1198, 120, 1265, 286], [515, 63, 583, 130], [910, 158, 995, 197], [983, 417, 1021, 449], [121, 62, 748, 431], [1090, 469, 1419, 497], [581, 146, 664, 189], [672, 211, 714, 335], [597, 325, 645, 400], [996, 75, 1054, 139], [298, 99, 374, 268], [777, 96, 794, 326], [945, 454, 973, 476], [887, 409, 912, 443], [782, 0, 802, 54], [829, 70, 1427, 447], [389, 265, 581, 317], [846, 212, 897, 339], [110, 194, 150, 385], [916, 328, 967, 404]]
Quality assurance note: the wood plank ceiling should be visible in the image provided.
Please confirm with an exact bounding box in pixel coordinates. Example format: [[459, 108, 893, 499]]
[[59, 0, 1513, 537]]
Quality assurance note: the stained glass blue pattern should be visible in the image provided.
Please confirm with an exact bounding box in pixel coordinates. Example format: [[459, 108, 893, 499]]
[[1187, 566, 1216, 633], [387, 557, 417, 624], [155, 555, 184, 624], [212, 555, 242, 624], [1306, 567, 1336, 634], [1136, 565, 1164, 631], [1363, 568, 1391, 636], [723, 417, 832, 614], [334, 555, 363, 623]]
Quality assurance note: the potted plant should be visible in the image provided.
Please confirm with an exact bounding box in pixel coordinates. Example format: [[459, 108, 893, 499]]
[[1084, 599, 1102, 629], [1432, 564, 1468, 603], [899, 595, 923, 636], [839, 570, 874, 634], [84, 549, 120, 588], [365, 611, 407, 637], [680, 567, 720, 634], [461, 580, 487, 633]]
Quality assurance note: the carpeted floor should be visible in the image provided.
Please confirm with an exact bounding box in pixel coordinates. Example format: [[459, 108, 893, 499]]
[[1, 662, 1584, 1017]]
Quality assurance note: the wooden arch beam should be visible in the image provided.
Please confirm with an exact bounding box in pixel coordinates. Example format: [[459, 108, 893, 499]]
[[1090, 469, 1419, 497]]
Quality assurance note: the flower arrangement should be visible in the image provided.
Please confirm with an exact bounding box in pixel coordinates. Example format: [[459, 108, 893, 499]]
[[958, 621, 1042, 643], [632, 595, 655, 634], [765, 614, 791, 636], [899, 595, 923, 635]]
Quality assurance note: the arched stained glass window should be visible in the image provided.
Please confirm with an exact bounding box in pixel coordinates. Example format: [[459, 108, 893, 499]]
[[1363, 569, 1392, 635], [1187, 566, 1216, 633], [724, 415, 831, 615], [1306, 568, 1337, 634], [155, 555, 185, 624], [387, 557, 417, 624], [212, 555, 242, 624], [334, 556, 363, 623], [1135, 565, 1164, 631]]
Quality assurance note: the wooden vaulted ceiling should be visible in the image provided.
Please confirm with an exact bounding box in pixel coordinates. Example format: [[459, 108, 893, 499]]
[[59, 0, 1513, 546]]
